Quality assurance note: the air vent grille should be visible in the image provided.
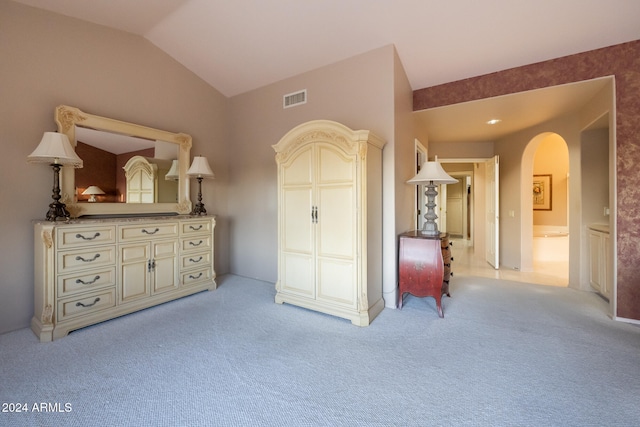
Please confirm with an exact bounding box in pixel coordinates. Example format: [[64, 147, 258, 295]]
[[283, 89, 307, 109]]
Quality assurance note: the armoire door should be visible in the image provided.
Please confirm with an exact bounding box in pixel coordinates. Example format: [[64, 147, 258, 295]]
[[315, 144, 357, 307], [279, 143, 357, 305], [280, 145, 315, 297]]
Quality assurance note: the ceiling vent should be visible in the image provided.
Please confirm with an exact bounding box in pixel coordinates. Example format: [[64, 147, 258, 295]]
[[283, 89, 307, 109]]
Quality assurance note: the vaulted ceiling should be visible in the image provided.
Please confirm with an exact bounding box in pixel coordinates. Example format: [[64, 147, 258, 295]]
[[13, 0, 640, 142]]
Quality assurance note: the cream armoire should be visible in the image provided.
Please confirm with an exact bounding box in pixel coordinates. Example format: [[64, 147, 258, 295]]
[[272, 120, 386, 326]]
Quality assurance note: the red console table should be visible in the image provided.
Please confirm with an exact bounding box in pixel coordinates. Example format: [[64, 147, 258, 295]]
[[398, 231, 452, 317]]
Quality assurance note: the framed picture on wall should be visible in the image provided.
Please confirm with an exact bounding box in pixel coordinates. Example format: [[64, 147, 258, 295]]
[[533, 174, 552, 210]]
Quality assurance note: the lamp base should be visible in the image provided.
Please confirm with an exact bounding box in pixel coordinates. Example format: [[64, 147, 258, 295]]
[[45, 163, 70, 221], [191, 202, 207, 216], [191, 176, 208, 216], [419, 182, 441, 236], [419, 228, 441, 236], [420, 221, 441, 236], [46, 201, 70, 222]]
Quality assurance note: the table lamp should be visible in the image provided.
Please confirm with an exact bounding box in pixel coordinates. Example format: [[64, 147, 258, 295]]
[[186, 156, 214, 215], [165, 159, 179, 181], [27, 132, 83, 221], [82, 186, 105, 202], [407, 160, 457, 236]]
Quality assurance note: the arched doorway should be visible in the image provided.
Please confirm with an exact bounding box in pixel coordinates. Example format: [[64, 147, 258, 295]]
[[521, 133, 569, 285]]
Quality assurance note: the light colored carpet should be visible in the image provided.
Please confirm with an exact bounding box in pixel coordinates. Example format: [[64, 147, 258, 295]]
[[1, 274, 639, 426]]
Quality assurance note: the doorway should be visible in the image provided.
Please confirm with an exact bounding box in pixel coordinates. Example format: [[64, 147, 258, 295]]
[[438, 158, 497, 268], [445, 171, 472, 241], [529, 133, 569, 286]]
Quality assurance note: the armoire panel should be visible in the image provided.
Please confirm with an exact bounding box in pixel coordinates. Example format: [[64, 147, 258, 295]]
[[283, 188, 313, 253]]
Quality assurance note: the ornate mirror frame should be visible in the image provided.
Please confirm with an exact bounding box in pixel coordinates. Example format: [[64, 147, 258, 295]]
[[55, 105, 192, 217]]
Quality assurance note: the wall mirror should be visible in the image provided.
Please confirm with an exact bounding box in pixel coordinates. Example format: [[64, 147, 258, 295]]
[[55, 105, 192, 217]]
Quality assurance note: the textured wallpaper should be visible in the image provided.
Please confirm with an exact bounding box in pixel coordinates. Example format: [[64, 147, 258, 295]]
[[414, 40, 640, 320]]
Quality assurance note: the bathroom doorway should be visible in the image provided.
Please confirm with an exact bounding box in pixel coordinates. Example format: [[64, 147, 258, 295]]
[[528, 133, 570, 285]]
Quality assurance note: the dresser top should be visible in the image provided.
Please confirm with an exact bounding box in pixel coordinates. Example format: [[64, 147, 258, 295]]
[[33, 214, 213, 226]]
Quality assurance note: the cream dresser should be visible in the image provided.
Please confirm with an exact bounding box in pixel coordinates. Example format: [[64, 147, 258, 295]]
[[272, 120, 385, 326], [32, 216, 216, 341]]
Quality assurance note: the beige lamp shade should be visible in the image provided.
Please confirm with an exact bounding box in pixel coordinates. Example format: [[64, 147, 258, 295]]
[[187, 156, 215, 178], [82, 186, 105, 195], [407, 161, 457, 185], [27, 132, 83, 167], [82, 185, 105, 202], [165, 159, 180, 181]]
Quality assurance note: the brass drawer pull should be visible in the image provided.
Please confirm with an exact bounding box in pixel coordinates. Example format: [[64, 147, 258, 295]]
[[142, 228, 160, 235], [76, 232, 101, 240], [76, 254, 100, 262], [76, 297, 100, 308], [189, 240, 203, 247], [189, 256, 203, 263], [189, 225, 203, 231], [188, 272, 203, 280], [76, 275, 100, 285]]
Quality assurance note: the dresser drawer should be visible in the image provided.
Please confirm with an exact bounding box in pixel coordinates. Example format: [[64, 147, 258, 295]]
[[119, 223, 178, 241], [181, 220, 212, 235], [180, 235, 212, 252], [57, 267, 116, 297], [180, 251, 212, 269], [181, 267, 213, 286], [56, 289, 116, 322], [57, 246, 117, 274], [57, 225, 116, 249]]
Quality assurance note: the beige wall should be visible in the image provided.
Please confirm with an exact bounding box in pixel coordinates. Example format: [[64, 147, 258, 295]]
[[496, 85, 613, 289], [533, 134, 569, 227], [581, 129, 610, 226], [495, 113, 582, 272], [391, 48, 418, 303], [0, 1, 230, 334], [227, 45, 415, 308], [428, 141, 495, 159]]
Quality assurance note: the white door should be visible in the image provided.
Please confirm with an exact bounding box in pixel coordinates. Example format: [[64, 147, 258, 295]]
[[485, 156, 499, 268], [315, 144, 357, 307], [279, 143, 357, 305], [280, 146, 315, 297]]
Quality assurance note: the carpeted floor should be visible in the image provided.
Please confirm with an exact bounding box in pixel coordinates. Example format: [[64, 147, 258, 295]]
[[1, 274, 639, 426]]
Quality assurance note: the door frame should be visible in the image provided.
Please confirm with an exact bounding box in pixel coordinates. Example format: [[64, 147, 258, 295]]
[[438, 157, 498, 267], [444, 171, 473, 243], [413, 139, 428, 230]]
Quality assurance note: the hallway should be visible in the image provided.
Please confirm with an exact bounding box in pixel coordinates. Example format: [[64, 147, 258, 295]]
[[450, 238, 568, 287]]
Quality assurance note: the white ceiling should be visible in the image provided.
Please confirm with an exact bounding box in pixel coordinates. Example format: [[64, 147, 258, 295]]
[[75, 127, 155, 155], [14, 0, 640, 142]]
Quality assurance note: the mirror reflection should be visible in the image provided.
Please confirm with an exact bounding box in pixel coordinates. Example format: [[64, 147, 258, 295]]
[[74, 127, 179, 203], [55, 104, 192, 217]]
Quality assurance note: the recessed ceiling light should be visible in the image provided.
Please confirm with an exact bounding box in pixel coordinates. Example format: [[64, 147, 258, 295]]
[[486, 119, 501, 125]]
